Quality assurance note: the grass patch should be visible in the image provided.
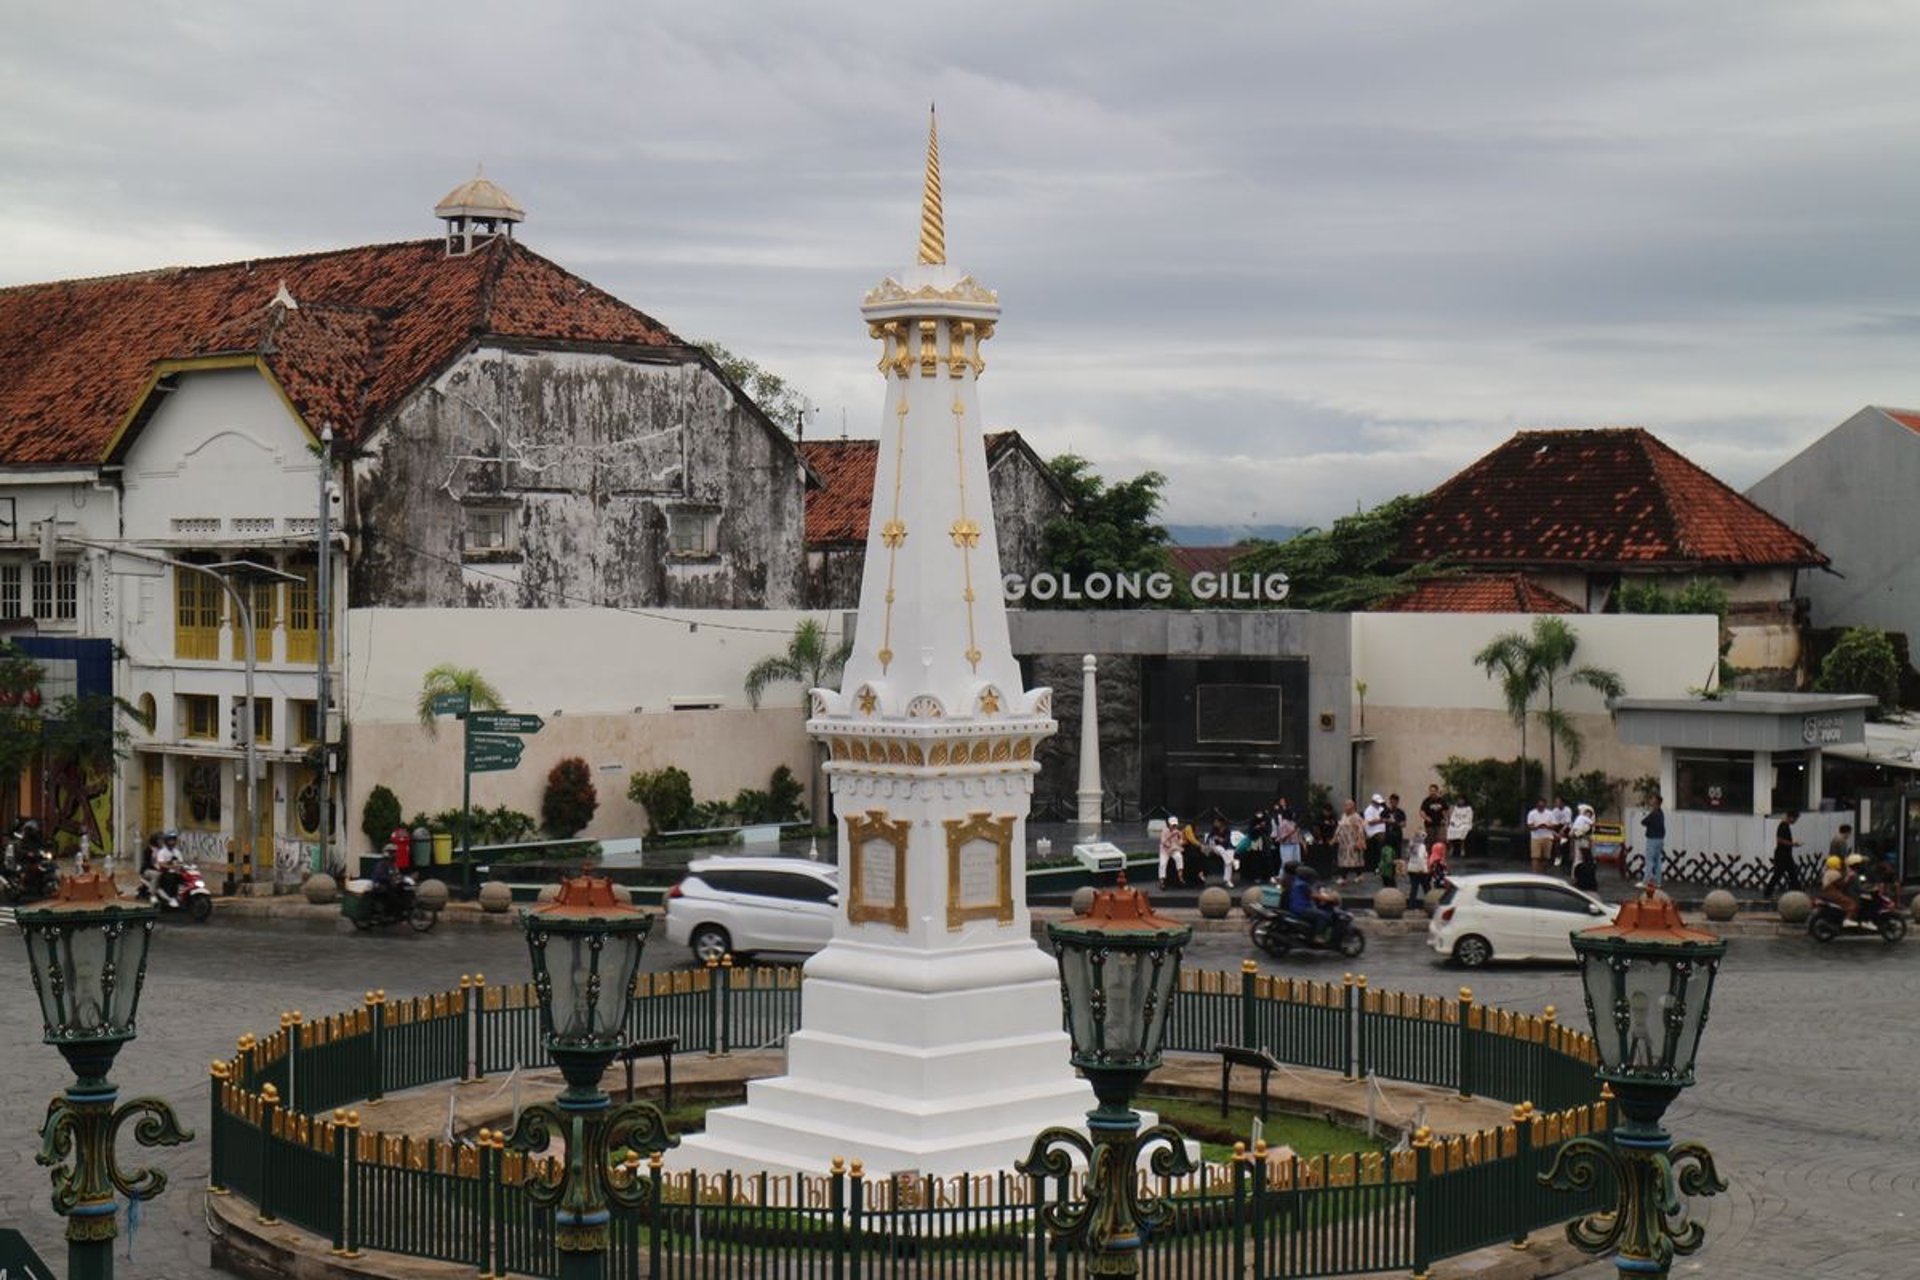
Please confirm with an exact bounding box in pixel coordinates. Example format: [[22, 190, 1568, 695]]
[[1139, 1091, 1386, 1165]]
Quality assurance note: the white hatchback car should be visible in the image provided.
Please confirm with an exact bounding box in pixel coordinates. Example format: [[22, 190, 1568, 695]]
[[663, 857, 839, 964], [1427, 873, 1618, 968]]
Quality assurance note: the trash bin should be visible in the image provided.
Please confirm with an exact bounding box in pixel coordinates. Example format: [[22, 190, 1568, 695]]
[[432, 832, 454, 866]]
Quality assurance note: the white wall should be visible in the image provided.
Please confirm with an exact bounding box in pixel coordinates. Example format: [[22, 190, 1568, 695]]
[[342, 608, 849, 848], [1350, 613, 1718, 813]]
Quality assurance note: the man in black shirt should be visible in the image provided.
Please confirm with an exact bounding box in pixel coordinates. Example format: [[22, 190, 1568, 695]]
[[1764, 811, 1802, 896], [1419, 785, 1448, 843]]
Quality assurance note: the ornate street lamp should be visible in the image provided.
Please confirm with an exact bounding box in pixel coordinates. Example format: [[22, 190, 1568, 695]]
[[1019, 877, 1196, 1278], [18, 873, 191, 1280], [1543, 885, 1728, 1276], [510, 874, 676, 1280]]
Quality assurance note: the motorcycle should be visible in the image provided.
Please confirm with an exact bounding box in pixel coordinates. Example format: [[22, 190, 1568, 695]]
[[136, 862, 214, 923], [343, 875, 436, 933], [1809, 887, 1907, 944], [1247, 893, 1366, 959], [1, 825, 60, 904]]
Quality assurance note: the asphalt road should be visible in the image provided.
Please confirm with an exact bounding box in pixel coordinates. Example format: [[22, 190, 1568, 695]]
[[0, 914, 1913, 1279]]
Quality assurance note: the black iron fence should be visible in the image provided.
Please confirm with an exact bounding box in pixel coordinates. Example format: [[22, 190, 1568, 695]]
[[211, 962, 1611, 1278]]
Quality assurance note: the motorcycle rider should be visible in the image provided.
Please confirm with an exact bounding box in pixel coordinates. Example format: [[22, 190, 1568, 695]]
[[151, 831, 184, 906], [369, 845, 400, 920], [1281, 864, 1339, 944], [1817, 854, 1857, 921]]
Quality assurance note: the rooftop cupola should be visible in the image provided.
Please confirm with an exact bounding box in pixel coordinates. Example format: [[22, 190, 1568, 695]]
[[434, 168, 524, 256]]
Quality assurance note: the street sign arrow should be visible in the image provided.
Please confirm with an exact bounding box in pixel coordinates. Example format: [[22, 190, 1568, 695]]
[[430, 690, 471, 716], [465, 733, 525, 772], [467, 711, 545, 735]]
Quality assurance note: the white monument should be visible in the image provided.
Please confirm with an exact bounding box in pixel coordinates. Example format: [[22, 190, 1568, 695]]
[[677, 114, 1095, 1175]]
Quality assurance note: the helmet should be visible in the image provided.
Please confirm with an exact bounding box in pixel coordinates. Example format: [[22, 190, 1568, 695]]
[[1826, 855, 1842, 871], [163, 829, 178, 840], [1846, 854, 1867, 867], [1578, 803, 1595, 815]]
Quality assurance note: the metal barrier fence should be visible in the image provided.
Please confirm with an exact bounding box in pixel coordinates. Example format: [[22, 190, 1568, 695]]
[[213, 963, 1611, 1278]]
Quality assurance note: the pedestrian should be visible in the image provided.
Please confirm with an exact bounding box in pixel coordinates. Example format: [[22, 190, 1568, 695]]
[[1157, 817, 1185, 889], [1551, 794, 1574, 867], [1335, 800, 1366, 885], [1764, 810, 1802, 896], [1273, 806, 1303, 874], [1384, 794, 1408, 857], [1640, 794, 1666, 887], [1419, 784, 1449, 844], [1405, 834, 1431, 907], [1570, 803, 1596, 875], [1527, 798, 1556, 875], [1362, 794, 1387, 865]]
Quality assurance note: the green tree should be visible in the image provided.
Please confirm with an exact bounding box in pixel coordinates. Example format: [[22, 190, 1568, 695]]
[[0, 643, 47, 821], [1814, 626, 1901, 718], [1474, 617, 1626, 796], [1038, 454, 1175, 606], [697, 340, 814, 434], [1230, 494, 1437, 611], [416, 663, 505, 736]]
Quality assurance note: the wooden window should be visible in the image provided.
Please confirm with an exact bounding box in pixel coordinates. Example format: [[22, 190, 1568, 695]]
[[232, 575, 278, 663], [0, 563, 19, 620], [285, 561, 318, 663], [292, 698, 319, 746], [180, 758, 222, 829], [175, 568, 221, 660], [31, 562, 77, 621], [252, 697, 273, 745], [180, 694, 218, 740]]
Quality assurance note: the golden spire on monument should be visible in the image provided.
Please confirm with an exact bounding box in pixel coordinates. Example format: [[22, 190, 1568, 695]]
[[918, 105, 945, 266]]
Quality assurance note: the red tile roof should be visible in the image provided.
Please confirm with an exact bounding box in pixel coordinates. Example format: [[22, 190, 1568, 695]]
[[1881, 408, 1920, 434], [1168, 546, 1239, 577], [796, 440, 878, 543], [1372, 573, 1583, 614], [1398, 428, 1827, 570], [0, 238, 682, 464]]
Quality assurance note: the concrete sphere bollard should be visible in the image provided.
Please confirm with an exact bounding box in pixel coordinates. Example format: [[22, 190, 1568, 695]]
[[1198, 886, 1233, 919], [536, 883, 562, 903], [414, 878, 450, 912], [612, 883, 634, 905], [1909, 891, 1920, 922], [301, 873, 338, 905], [1070, 885, 1097, 915], [1702, 889, 1738, 922], [1241, 886, 1266, 915], [1373, 887, 1407, 919], [1775, 890, 1811, 923], [477, 881, 514, 914]]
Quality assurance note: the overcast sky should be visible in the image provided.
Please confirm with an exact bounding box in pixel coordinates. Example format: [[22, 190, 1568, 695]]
[[6, 1, 1918, 529]]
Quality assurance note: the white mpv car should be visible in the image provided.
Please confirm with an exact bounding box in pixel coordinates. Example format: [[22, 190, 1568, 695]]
[[1427, 873, 1618, 968], [662, 857, 839, 964]]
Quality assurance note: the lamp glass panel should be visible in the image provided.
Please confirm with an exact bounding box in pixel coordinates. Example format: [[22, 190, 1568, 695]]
[[1098, 949, 1151, 1062], [1622, 957, 1678, 1072], [1059, 946, 1097, 1057], [105, 920, 153, 1029], [1143, 946, 1182, 1057], [60, 926, 112, 1037], [1666, 959, 1714, 1077], [595, 931, 643, 1039], [1579, 950, 1622, 1070]]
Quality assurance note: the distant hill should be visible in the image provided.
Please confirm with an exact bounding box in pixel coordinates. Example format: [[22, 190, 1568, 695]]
[[1165, 523, 1303, 547]]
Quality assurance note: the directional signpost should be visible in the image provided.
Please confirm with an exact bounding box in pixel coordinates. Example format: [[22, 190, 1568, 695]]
[[430, 692, 545, 893]]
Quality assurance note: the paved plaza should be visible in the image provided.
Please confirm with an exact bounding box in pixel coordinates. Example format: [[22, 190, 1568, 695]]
[[0, 910, 1913, 1278]]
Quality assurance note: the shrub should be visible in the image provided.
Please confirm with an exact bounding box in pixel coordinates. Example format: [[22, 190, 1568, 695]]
[[361, 785, 402, 853], [542, 757, 599, 837], [732, 765, 807, 825], [1557, 770, 1617, 816], [1435, 756, 1544, 828], [407, 806, 538, 845], [1814, 626, 1902, 718], [627, 766, 694, 836]]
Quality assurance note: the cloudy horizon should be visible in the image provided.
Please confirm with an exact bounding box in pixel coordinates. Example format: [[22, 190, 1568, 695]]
[[6, 1, 1918, 528]]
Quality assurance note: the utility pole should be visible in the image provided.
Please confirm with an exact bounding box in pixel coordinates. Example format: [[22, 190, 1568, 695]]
[[317, 426, 335, 875]]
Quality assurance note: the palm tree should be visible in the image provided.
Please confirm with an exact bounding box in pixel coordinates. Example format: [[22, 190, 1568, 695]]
[[744, 619, 853, 710], [1475, 617, 1625, 797], [416, 663, 505, 736], [745, 619, 853, 829]]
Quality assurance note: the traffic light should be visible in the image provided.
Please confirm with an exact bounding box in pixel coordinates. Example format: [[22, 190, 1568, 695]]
[[230, 698, 250, 747]]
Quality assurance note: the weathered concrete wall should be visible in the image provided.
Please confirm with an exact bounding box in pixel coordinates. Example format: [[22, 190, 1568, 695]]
[[989, 448, 1066, 587], [806, 545, 866, 612], [1029, 653, 1143, 817], [351, 346, 807, 610]]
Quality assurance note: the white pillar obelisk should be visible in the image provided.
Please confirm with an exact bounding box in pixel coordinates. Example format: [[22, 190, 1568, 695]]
[[1076, 654, 1102, 837], [677, 112, 1094, 1176]]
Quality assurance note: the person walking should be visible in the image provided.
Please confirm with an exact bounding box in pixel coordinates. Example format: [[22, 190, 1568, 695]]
[[1765, 810, 1803, 896], [1640, 794, 1667, 887], [1527, 799, 1556, 875], [1335, 800, 1367, 886], [1404, 834, 1431, 908]]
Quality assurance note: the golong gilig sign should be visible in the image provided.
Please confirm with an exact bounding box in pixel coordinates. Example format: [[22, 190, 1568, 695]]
[[1000, 569, 1291, 605]]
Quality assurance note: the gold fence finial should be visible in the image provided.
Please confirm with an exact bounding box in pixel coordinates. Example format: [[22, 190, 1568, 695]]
[[918, 105, 945, 266], [1241, 958, 1258, 973]]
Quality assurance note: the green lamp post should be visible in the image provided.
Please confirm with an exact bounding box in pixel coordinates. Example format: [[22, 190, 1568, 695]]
[[1018, 876, 1196, 1278], [19, 873, 192, 1280], [1543, 885, 1728, 1276], [509, 874, 676, 1280]]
